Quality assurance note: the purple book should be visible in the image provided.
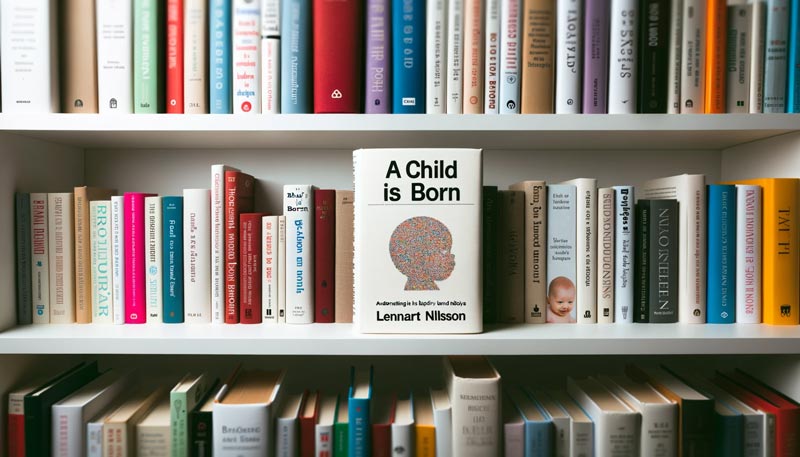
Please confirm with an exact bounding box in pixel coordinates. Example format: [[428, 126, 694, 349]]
[[365, 0, 391, 113], [582, 0, 610, 113]]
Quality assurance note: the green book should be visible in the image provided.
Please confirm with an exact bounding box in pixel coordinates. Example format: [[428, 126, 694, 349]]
[[334, 395, 349, 457], [134, 0, 163, 113], [482, 186, 499, 324], [171, 373, 210, 457]]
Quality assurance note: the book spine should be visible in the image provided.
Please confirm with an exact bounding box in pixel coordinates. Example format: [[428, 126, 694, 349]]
[[576, 182, 597, 324], [667, 0, 682, 112], [334, 191, 355, 323], [447, 0, 466, 113], [233, 0, 261, 113], [582, 0, 610, 113], [416, 425, 436, 457], [348, 398, 371, 457], [649, 200, 678, 322], [316, 424, 334, 457], [278, 215, 287, 322], [464, 0, 485, 113], [281, 0, 312, 113], [211, 165, 231, 324], [546, 185, 577, 324], [638, 0, 670, 113], [225, 176, 242, 324], [749, 0, 766, 112], [240, 214, 263, 324], [704, 0, 727, 112], [597, 188, 615, 323], [189, 410, 212, 457], [521, 0, 555, 113], [684, 176, 708, 324], [450, 378, 501, 456], [726, 4, 752, 113], [103, 423, 122, 457], [184, 189, 212, 323], [334, 422, 349, 457], [763, 180, 799, 324], [763, 0, 790, 112], [61, 0, 99, 113], [277, 417, 300, 457], [52, 405, 82, 457], [31, 194, 50, 323], [87, 421, 104, 457], [608, 0, 638, 113], [74, 188, 92, 323], [96, 0, 133, 113], [372, 424, 391, 457], [284, 186, 315, 323], [315, 190, 336, 322], [524, 421, 553, 456], [15, 193, 32, 325], [427, 0, 448, 113], [736, 185, 762, 323], [707, 186, 737, 323], [391, 424, 415, 457], [210, 0, 233, 113], [483, 187, 499, 323], [680, 0, 706, 113], [134, 0, 162, 113], [789, 0, 800, 112], [365, 0, 392, 113], [166, 0, 185, 113], [90, 201, 113, 324], [635, 200, 651, 323], [314, 0, 363, 113], [614, 186, 634, 323], [213, 404, 271, 456], [163, 197, 184, 323], [555, 0, 583, 113], [485, 0, 500, 113], [49, 193, 76, 324], [498, 190, 525, 323], [111, 196, 125, 324], [262, 0, 281, 113], [263, 216, 279, 322], [499, 0, 521, 113], [8, 396, 25, 457], [170, 387, 186, 455], [393, 0, 426, 112], [184, 0, 208, 113], [145, 197, 163, 324]]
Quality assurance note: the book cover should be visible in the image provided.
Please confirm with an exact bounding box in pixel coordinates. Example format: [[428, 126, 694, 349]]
[[284, 185, 315, 324], [75, 187, 115, 324], [393, 0, 426, 113], [562, 178, 597, 323], [30, 194, 50, 324], [125, 192, 155, 324], [210, 0, 233, 113], [348, 366, 373, 457], [638, 0, 670, 112], [334, 191, 355, 323], [608, 0, 638, 113], [261, 0, 281, 113], [680, 0, 706, 112], [497, 190, 525, 323], [233, 0, 261, 113], [225, 171, 256, 323], [727, 3, 752, 113], [353, 149, 483, 333], [704, 0, 727, 112], [145, 196, 163, 324], [166, 0, 185, 113], [485, 0, 501, 113], [749, 0, 767, 112], [281, 0, 312, 113], [211, 164, 239, 324], [365, 0, 392, 113], [508, 181, 547, 324], [597, 187, 615, 323], [763, 0, 790, 112], [447, 0, 466, 113], [445, 356, 501, 457], [184, 189, 212, 323], [707, 185, 736, 323], [464, 0, 485, 113], [90, 201, 113, 324], [61, 0, 99, 113], [634, 199, 678, 323], [314, 0, 363, 112], [667, 0, 682, 112], [184, 0, 207, 113], [163, 197, 184, 324], [49, 193, 76, 324], [482, 186, 499, 323], [134, 0, 164, 113], [111, 196, 125, 324], [555, 0, 583, 113], [263, 215, 280, 322], [499, 0, 522, 113], [171, 373, 210, 457], [315, 190, 336, 322], [521, 0, 555, 113], [546, 184, 577, 323], [15, 193, 32, 325], [96, 0, 133, 113], [240, 213, 267, 324], [582, 0, 610, 113], [613, 185, 634, 323], [735, 184, 762, 323]]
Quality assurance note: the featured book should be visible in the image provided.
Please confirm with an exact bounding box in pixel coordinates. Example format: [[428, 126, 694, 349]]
[[393, 0, 426, 112], [281, 0, 312, 112], [546, 184, 577, 323], [634, 199, 678, 323], [284, 185, 315, 324], [353, 149, 483, 333], [233, 0, 261, 113], [313, 0, 363, 113], [521, 0, 555, 113], [445, 356, 501, 457], [707, 185, 736, 323]]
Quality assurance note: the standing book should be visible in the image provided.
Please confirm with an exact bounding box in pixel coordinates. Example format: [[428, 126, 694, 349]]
[[562, 178, 597, 323], [566, 377, 640, 456], [521, 0, 555, 113], [49, 193, 76, 324], [281, 0, 312, 112], [680, 0, 706, 112], [727, 2, 752, 113], [499, 0, 522, 113], [613, 185, 634, 323], [485, 0, 501, 113], [111, 196, 125, 324], [546, 184, 577, 323], [262, 0, 281, 113], [61, 0, 99, 113], [365, 0, 391, 113], [316, 395, 338, 457], [233, 0, 261, 113], [707, 185, 736, 323], [506, 387, 554, 457], [224, 171, 256, 323], [134, 0, 164, 113], [430, 389, 452, 457], [482, 186, 499, 323], [145, 196, 163, 324], [704, 0, 727, 112], [188, 383, 218, 457], [184, 189, 212, 323], [667, 0, 682, 112], [555, 0, 583, 113], [583, 0, 610, 113], [735, 184, 762, 323], [348, 366, 373, 457], [749, 0, 766, 112], [597, 187, 615, 323], [334, 397, 349, 457], [427, 0, 447, 114], [75, 187, 115, 324], [392, 396, 416, 457], [15, 193, 32, 326], [210, 0, 233, 113], [300, 391, 320, 457], [211, 164, 239, 323], [447, 0, 466, 113], [30, 194, 50, 324], [638, 0, 670, 113], [97, 0, 133, 114], [162, 196, 184, 323], [313, 0, 363, 112], [393, 0, 426, 113], [789, 0, 800, 112], [125, 192, 156, 324], [90, 201, 113, 324], [263, 215, 280, 322], [137, 394, 172, 456], [171, 373, 210, 457], [497, 190, 525, 324], [445, 356, 501, 457], [634, 199, 678, 323], [463, 0, 485, 113], [763, 0, 790, 112], [184, 0, 207, 113], [284, 185, 315, 324], [509, 181, 547, 324], [371, 393, 394, 457], [608, 0, 638, 113], [334, 191, 355, 323], [315, 190, 336, 322], [240, 213, 267, 323], [166, 0, 184, 113]]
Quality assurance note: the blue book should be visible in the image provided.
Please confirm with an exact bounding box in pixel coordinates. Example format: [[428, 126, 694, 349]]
[[714, 401, 744, 457], [209, 0, 232, 113], [707, 185, 737, 324], [508, 388, 553, 457], [162, 196, 184, 323], [281, 0, 312, 113], [392, 0, 425, 113], [348, 366, 373, 457], [788, 0, 800, 112]]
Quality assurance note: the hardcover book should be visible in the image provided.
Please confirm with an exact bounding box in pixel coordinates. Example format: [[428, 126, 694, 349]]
[[184, 0, 207, 113], [240, 213, 267, 324], [75, 187, 115, 324], [134, 0, 164, 113], [188, 382, 218, 457], [16, 193, 32, 325], [277, 392, 305, 457], [484, 0, 500, 113], [583, 0, 610, 113], [447, 0, 466, 113], [171, 373, 211, 457], [111, 196, 125, 324], [125, 192, 156, 324], [499, 0, 522, 113], [546, 184, 577, 323], [482, 186, 499, 323], [224, 171, 256, 323], [348, 366, 373, 457], [734, 184, 762, 323], [334, 191, 355, 323], [555, 0, 583, 113], [137, 394, 172, 456], [562, 178, 597, 323], [8, 381, 41, 457], [430, 389, 452, 457], [763, 0, 790, 112], [61, 0, 99, 113], [680, 0, 706, 112], [166, 0, 184, 113], [90, 201, 113, 324], [749, 0, 766, 112], [704, 0, 727, 112], [667, 0, 682, 112], [278, 215, 287, 322], [162, 197, 184, 323], [210, 0, 233, 113], [634, 199, 678, 323], [284, 185, 315, 324], [184, 189, 212, 323], [372, 393, 395, 457], [497, 190, 525, 323], [49, 193, 76, 324], [233, 0, 261, 113], [391, 396, 415, 457], [548, 390, 593, 457], [103, 387, 167, 456], [567, 377, 640, 456], [727, 3, 752, 113], [145, 196, 163, 324], [365, 0, 391, 113], [335, 397, 349, 457], [508, 180, 547, 324], [300, 391, 320, 457], [281, 0, 312, 112], [30, 194, 50, 324], [463, 0, 485, 113], [393, 0, 426, 113], [426, 0, 447, 114], [261, 0, 281, 113], [638, 0, 670, 112], [414, 391, 435, 457], [597, 187, 615, 323], [445, 356, 501, 457], [315, 190, 336, 322], [789, 0, 800, 112], [507, 387, 554, 457], [613, 185, 634, 323], [521, 0, 555, 113], [316, 395, 338, 457], [353, 149, 483, 333], [263, 215, 280, 322], [313, 0, 363, 112], [211, 164, 239, 323], [707, 185, 736, 323], [608, 0, 638, 113]]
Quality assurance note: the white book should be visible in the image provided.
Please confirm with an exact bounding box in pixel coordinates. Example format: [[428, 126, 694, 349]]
[[499, 0, 521, 113], [87, 402, 121, 457], [145, 196, 163, 324], [640, 174, 707, 323], [30, 194, 50, 324], [233, 0, 261, 113], [184, 189, 212, 323], [445, 356, 501, 457], [276, 392, 304, 457], [278, 215, 287, 323], [667, 0, 683, 113], [284, 185, 314, 324], [48, 193, 76, 324], [562, 178, 597, 323], [613, 185, 634, 323], [137, 395, 172, 456], [316, 395, 337, 457], [549, 390, 594, 457], [90, 201, 113, 324], [748, 0, 766, 112], [503, 394, 524, 457], [184, 0, 208, 113], [447, 0, 465, 113], [430, 389, 452, 457], [735, 184, 762, 323], [110, 196, 125, 325], [211, 164, 239, 324], [762, 0, 789, 112], [530, 391, 571, 457], [567, 377, 640, 457], [263, 215, 280, 322], [392, 396, 416, 456], [96, 0, 133, 113], [547, 184, 577, 324], [555, 0, 583, 113], [680, 0, 706, 113], [608, 0, 638, 113], [597, 188, 615, 323], [727, 3, 752, 113], [427, 0, 448, 113], [261, 0, 281, 113], [484, 0, 500, 113], [0, 0, 59, 113]]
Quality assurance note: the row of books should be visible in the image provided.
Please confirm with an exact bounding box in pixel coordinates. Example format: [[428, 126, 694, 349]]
[[3, 0, 800, 115], [8, 356, 800, 457]]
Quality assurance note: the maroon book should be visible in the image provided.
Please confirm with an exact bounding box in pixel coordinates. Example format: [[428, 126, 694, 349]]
[[314, 189, 336, 322], [313, 0, 363, 112], [240, 213, 267, 324], [371, 394, 396, 457], [300, 391, 320, 457], [224, 171, 255, 323]]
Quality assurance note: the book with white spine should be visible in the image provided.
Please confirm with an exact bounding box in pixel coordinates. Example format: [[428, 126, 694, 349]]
[[555, 0, 583, 113], [392, 396, 416, 456], [762, 0, 789, 112], [427, 0, 448, 113], [499, 0, 521, 113], [137, 394, 172, 456], [184, 189, 212, 323], [562, 178, 597, 323], [232, 0, 261, 113], [49, 193, 76, 324], [111, 196, 125, 325], [316, 395, 337, 457], [447, 0, 465, 113], [431, 388, 452, 457], [184, 0, 208, 113], [547, 184, 577, 324], [284, 185, 314, 324], [263, 215, 280, 322], [145, 196, 163, 324], [261, 0, 281, 113], [276, 392, 304, 457], [748, 0, 766, 112], [97, 0, 134, 113], [278, 215, 287, 323], [211, 164, 239, 324], [667, 0, 683, 112], [90, 201, 113, 324], [548, 390, 594, 457], [608, 0, 638, 113], [30, 194, 50, 324], [680, 0, 706, 113], [735, 184, 762, 323], [613, 185, 634, 323], [727, 2, 752, 113], [597, 187, 615, 323], [87, 398, 125, 457], [484, 0, 500, 113], [445, 356, 501, 457]]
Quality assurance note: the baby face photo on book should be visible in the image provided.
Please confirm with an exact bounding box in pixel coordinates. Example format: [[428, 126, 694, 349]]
[[390, 216, 456, 290], [547, 276, 576, 323]]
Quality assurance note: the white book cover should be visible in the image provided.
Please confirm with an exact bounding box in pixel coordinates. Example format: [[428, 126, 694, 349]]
[[1, 0, 59, 113], [263, 216, 280, 322], [96, 0, 133, 113], [30, 194, 50, 324], [283, 185, 314, 324], [211, 164, 239, 324], [547, 184, 577, 324], [392, 397, 415, 456], [447, 0, 465, 113], [748, 0, 766, 112], [278, 215, 287, 323], [499, 0, 521, 113], [555, 0, 583, 113], [145, 196, 163, 324], [484, 0, 500, 113], [184, 0, 208, 113], [667, 0, 683, 113], [431, 389, 452, 457], [597, 188, 615, 323], [608, 0, 638, 113], [549, 390, 594, 457], [640, 174, 707, 323], [445, 357, 501, 457], [613, 185, 634, 323], [110, 196, 125, 325], [315, 395, 337, 457], [354, 149, 483, 333], [48, 193, 76, 324], [184, 189, 212, 323], [735, 184, 762, 323], [276, 392, 304, 457], [727, 3, 752, 113], [233, 0, 261, 113], [680, 0, 706, 113], [427, 0, 448, 113], [562, 179, 597, 323], [261, 0, 280, 113], [90, 201, 113, 324]]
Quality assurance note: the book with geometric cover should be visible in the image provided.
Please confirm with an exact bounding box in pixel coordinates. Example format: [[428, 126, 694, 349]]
[[353, 148, 483, 333]]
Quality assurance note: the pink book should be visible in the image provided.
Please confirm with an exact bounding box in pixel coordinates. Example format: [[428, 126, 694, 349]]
[[124, 192, 156, 323]]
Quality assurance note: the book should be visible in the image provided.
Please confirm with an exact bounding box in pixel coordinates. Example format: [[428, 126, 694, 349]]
[[90, 201, 113, 324], [566, 377, 640, 456], [507, 387, 554, 457], [166, 0, 184, 113], [278, 215, 287, 322], [430, 389, 452, 457], [49, 193, 76, 324], [547, 184, 577, 323], [521, 0, 555, 113], [134, 0, 164, 113], [414, 391, 435, 457], [749, 0, 767, 112], [348, 366, 373, 457], [137, 394, 172, 455], [447, 0, 465, 114], [562, 178, 597, 323], [184, 0, 207, 113], [241, 213, 267, 324], [727, 3, 752, 113], [372, 393, 395, 457], [184, 189, 212, 323], [233, 0, 261, 113], [485, 0, 501, 113], [497, 190, 525, 323], [365, 0, 391, 113], [613, 185, 635, 323], [353, 149, 483, 333], [597, 187, 615, 323], [763, 0, 790, 112], [334, 191, 355, 323], [707, 185, 736, 323], [313, 0, 363, 112], [734, 184, 762, 323], [789, 0, 800, 112], [261, 0, 281, 113], [281, 0, 312, 113], [284, 184, 314, 324], [124, 192, 155, 324], [277, 392, 305, 457], [638, 0, 670, 112], [225, 171, 256, 324], [316, 395, 337, 457], [634, 199, 678, 323], [188, 382, 218, 457], [30, 193, 50, 324], [88, 401, 123, 457], [211, 164, 239, 324], [315, 190, 336, 322], [111, 196, 125, 325], [445, 356, 501, 457], [667, 0, 682, 112], [464, 0, 485, 113], [15, 193, 32, 325], [145, 196, 163, 324], [555, 0, 583, 113], [608, 0, 638, 113], [210, 0, 233, 113], [548, 390, 593, 457], [499, 0, 522, 113], [528, 391, 568, 457], [162, 197, 184, 323], [61, 0, 99, 113], [508, 181, 547, 324], [427, 0, 447, 114], [503, 393, 524, 457], [680, 0, 706, 112], [263, 215, 280, 322], [704, 0, 727, 112], [393, 0, 426, 113], [171, 373, 210, 457], [75, 187, 115, 324], [392, 395, 416, 456], [334, 397, 349, 457], [583, 0, 610, 113], [103, 386, 167, 456], [482, 186, 499, 323]]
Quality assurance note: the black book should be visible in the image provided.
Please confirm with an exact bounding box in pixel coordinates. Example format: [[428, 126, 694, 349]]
[[15, 192, 32, 325], [635, 199, 678, 322], [637, 0, 671, 113], [189, 379, 220, 457], [483, 186, 499, 324]]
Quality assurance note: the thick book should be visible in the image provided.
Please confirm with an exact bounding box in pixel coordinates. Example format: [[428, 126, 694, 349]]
[[171, 373, 211, 457], [49, 193, 76, 324], [162, 197, 184, 323], [103, 386, 166, 456], [225, 171, 256, 323], [315, 190, 336, 322], [316, 395, 337, 457], [735, 184, 762, 323], [392, 396, 415, 457], [281, 0, 312, 112], [707, 185, 737, 323], [393, 0, 426, 113], [134, 0, 164, 112], [583, 0, 610, 113], [445, 356, 501, 457], [30, 194, 50, 324], [414, 392, 435, 457], [499, 0, 522, 113], [263, 215, 280, 322], [90, 201, 113, 324], [427, 0, 447, 114], [241, 213, 267, 324], [566, 377, 640, 456], [763, 0, 790, 112], [680, 0, 706, 112], [111, 196, 125, 324], [638, 0, 670, 112], [184, 0, 207, 113], [482, 186, 499, 323], [313, 0, 363, 112], [508, 181, 547, 324], [547, 184, 577, 323], [61, 0, 99, 112], [15, 193, 32, 325], [503, 393, 524, 457], [463, 0, 485, 113], [507, 387, 554, 457], [233, 0, 261, 113], [211, 164, 239, 324], [184, 189, 212, 323], [727, 3, 752, 113], [521, 0, 555, 113], [353, 149, 483, 333], [276, 392, 305, 457], [497, 190, 525, 323], [613, 185, 634, 323], [749, 0, 767, 112], [125, 192, 156, 324], [209, 0, 233, 113], [667, 0, 682, 112], [430, 389, 452, 457], [334, 397, 349, 457], [484, 0, 501, 113], [284, 185, 315, 324], [597, 187, 615, 323], [334, 191, 355, 323], [529, 391, 570, 457], [562, 178, 597, 323], [704, 0, 727, 112], [261, 0, 281, 113], [371, 393, 394, 457], [188, 382, 217, 457], [348, 366, 373, 457], [137, 394, 171, 456], [75, 187, 115, 324], [166, 0, 184, 113], [8, 381, 42, 457], [447, 0, 465, 114], [97, 0, 133, 113], [548, 390, 593, 457], [365, 0, 391, 113], [145, 196, 163, 324], [300, 391, 320, 457], [608, 0, 638, 113], [555, 0, 583, 113], [634, 199, 678, 323]]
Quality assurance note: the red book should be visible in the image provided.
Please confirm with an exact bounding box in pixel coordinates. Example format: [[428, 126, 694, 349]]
[[224, 171, 255, 323], [166, 0, 184, 113], [314, 189, 336, 322], [371, 394, 396, 457], [240, 213, 267, 324], [300, 391, 320, 457], [313, 0, 363, 113], [8, 410, 24, 457], [124, 192, 156, 324]]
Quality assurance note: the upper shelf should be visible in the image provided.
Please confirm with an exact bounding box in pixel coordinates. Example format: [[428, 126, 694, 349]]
[[1, 113, 798, 150]]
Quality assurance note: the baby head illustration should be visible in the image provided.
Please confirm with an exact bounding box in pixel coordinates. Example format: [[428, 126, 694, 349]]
[[389, 216, 456, 291], [546, 276, 577, 323]]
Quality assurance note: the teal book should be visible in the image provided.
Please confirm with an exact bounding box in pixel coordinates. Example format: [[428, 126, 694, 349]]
[[134, 0, 163, 113], [507, 387, 554, 457], [281, 0, 312, 112], [707, 185, 736, 323], [788, 0, 800, 112], [348, 366, 373, 457], [162, 196, 184, 323], [209, 0, 232, 113]]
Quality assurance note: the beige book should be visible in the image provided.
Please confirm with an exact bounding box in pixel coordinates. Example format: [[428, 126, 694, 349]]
[[61, 0, 99, 112], [509, 181, 547, 323], [445, 356, 501, 457], [520, 0, 555, 113], [463, 0, 484, 113], [103, 387, 166, 457], [497, 190, 525, 323], [334, 190, 355, 323], [74, 187, 115, 323], [137, 394, 171, 457], [49, 193, 76, 323]]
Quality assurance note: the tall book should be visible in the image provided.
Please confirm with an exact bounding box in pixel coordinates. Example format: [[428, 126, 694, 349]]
[[224, 171, 256, 323], [707, 185, 736, 323], [300, 391, 320, 457], [315, 190, 336, 322], [137, 394, 171, 456], [667, 0, 682, 112], [75, 187, 115, 324], [509, 181, 547, 324], [500, 0, 522, 113], [171, 373, 211, 457], [353, 149, 483, 333], [16, 193, 32, 325], [548, 390, 593, 457], [555, 0, 583, 113], [506, 388, 554, 457], [284, 185, 314, 324], [184, 0, 207, 113], [334, 397, 349, 457], [334, 191, 355, 323], [447, 0, 466, 113], [371, 393, 394, 457], [134, 0, 164, 113], [111, 196, 125, 324], [735, 184, 762, 323], [613, 185, 634, 323], [704, 0, 727, 112], [278, 216, 287, 322], [497, 190, 525, 323], [30, 194, 50, 324], [281, 0, 312, 112], [482, 186, 499, 323], [727, 2, 752, 113], [240, 213, 267, 324], [597, 187, 615, 323], [608, 0, 638, 113], [748, 0, 766, 112], [566, 377, 640, 456], [124, 193, 155, 324], [393, 0, 426, 112], [521, 0, 555, 113], [789, 0, 800, 112], [546, 184, 577, 323], [445, 356, 501, 457], [90, 201, 113, 324], [562, 178, 597, 323], [49, 193, 76, 324], [430, 389, 452, 457], [211, 164, 238, 323], [634, 199, 678, 323], [638, 0, 670, 112], [485, 0, 501, 113], [317, 395, 338, 457], [763, 0, 790, 112], [348, 366, 373, 457], [210, 0, 233, 113], [582, 0, 610, 113], [314, 0, 363, 112], [263, 215, 280, 322], [365, 0, 392, 113], [145, 196, 163, 324], [166, 0, 184, 113], [184, 189, 212, 323], [261, 0, 281, 113], [163, 197, 184, 323], [233, 0, 261, 113], [276, 392, 305, 457], [61, 0, 99, 113], [464, 0, 485, 113], [426, 0, 447, 114], [528, 390, 569, 457], [680, 0, 706, 112], [414, 392, 435, 457]]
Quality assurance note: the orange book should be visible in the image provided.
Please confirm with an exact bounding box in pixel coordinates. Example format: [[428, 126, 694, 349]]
[[704, 0, 726, 113], [727, 178, 799, 324], [414, 391, 436, 457], [463, 0, 484, 113], [520, 0, 555, 113]]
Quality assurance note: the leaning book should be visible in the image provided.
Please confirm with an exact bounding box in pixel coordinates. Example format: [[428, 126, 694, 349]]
[[353, 148, 483, 333]]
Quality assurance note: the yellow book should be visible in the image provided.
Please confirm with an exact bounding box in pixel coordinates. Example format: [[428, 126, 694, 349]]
[[415, 391, 436, 457]]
